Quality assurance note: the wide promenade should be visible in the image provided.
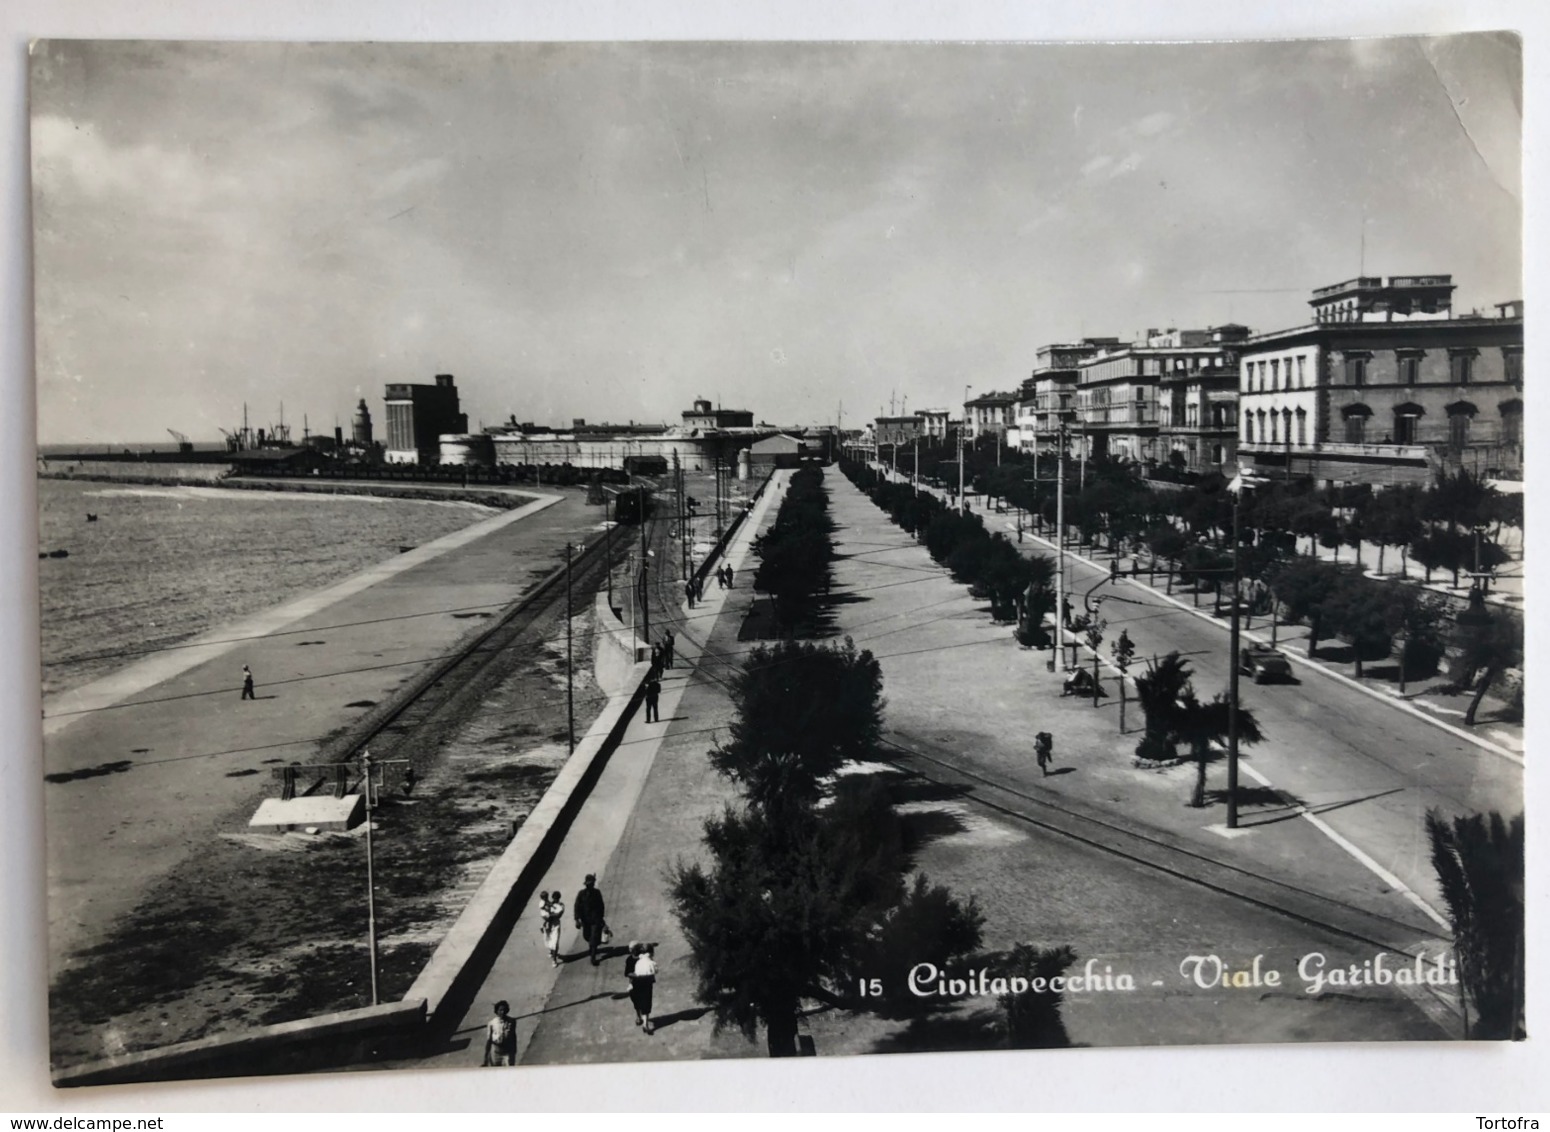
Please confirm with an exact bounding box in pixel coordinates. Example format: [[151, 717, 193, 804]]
[[394, 467, 1454, 1069], [859, 466, 1520, 926]]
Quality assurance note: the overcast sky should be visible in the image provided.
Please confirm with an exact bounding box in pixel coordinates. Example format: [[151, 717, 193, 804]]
[[30, 34, 1521, 445]]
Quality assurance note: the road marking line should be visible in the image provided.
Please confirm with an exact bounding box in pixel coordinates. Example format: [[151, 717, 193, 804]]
[[1236, 760, 1450, 931]]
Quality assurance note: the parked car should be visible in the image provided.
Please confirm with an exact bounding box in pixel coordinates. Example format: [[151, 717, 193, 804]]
[[1239, 643, 1293, 684]]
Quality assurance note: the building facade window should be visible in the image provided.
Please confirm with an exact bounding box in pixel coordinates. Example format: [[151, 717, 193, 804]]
[[1297, 356, 1307, 387], [1295, 408, 1307, 446], [1345, 355, 1368, 386], [1449, 349, 1476, 385], [1341, 404, 1372, 444], [1271, 359, 1280, 389], [1245, 415, 1255, 444], [1500, 400, 1522, 446], [1393, 410, 1421, 445], [1503, 347, 1523, 385], [1448, 411, 1471, 450], [1398, 351, 1422, 386]]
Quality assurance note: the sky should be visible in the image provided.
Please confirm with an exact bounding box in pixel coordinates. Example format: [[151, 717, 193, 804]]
[[29, 34, 1522, 445]]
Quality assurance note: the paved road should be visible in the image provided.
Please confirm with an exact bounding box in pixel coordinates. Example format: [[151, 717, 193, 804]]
[[853, 468, 1520, 924]]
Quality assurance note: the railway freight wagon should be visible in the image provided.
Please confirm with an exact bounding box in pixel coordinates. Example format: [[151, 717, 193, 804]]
[[611, 487, 657, 525]]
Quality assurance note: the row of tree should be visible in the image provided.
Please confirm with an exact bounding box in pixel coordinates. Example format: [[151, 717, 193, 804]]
[[670, 469, 1083, 1054], [1265, 555, 1521, 721], [842, 458, 1056, 629], [750, 465, 834, 633], [885, 440, 1518, 590]]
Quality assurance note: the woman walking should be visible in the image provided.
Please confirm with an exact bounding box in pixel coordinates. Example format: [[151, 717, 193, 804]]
[[539, 890, 565, 967], [628, 943, 658, 1034]]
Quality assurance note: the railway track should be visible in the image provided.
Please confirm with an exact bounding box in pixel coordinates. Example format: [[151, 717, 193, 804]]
[[314, 512, 646, 779]]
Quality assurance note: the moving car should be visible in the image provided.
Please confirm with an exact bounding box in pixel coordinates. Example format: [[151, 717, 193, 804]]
[[1239, 642, 1293, 684]]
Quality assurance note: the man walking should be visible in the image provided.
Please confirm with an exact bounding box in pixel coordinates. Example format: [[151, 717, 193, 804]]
[[574, 874, 607, 966], [241, 665, 255, 701], [644, 673, 661, 723], [663, 631, 675, 669], [1035, 732, 1054, 777]]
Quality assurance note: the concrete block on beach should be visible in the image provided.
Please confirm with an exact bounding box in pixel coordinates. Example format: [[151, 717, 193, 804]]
[[248, 794, 364, 833]]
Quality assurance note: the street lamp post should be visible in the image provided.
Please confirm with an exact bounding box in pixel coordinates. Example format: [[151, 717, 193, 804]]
[[1052, 421, 1067, 673], [1226, 491, 1242, 830], [566, 541, 575, 754]]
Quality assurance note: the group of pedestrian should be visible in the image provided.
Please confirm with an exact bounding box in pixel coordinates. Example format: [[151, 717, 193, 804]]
[[484, 869, 667, 1065], [714, 563, 735, 589], [684, 574, 705, 606], [650, 631, 675, 673]]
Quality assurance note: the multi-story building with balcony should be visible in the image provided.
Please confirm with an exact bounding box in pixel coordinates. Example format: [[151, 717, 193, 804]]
[[1074, 329, 1246, 466], [1237, 278, 1522, 487], [964, 391, 1018, 442], [1157, 324, 1249, 474], [917, 408, 954, 442], [1020, 339, 1123, 453]]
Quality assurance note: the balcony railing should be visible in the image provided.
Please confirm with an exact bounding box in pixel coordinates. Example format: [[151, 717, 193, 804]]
[[1311, 276, 1382, 299], [1239, 440, 1428, 461]]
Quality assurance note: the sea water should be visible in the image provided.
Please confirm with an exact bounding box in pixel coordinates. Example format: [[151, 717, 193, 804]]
[[36, 480, 499, 697]]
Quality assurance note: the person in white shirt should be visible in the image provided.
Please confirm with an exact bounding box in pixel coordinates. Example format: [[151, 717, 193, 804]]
[[628, 943, 658, 1034]]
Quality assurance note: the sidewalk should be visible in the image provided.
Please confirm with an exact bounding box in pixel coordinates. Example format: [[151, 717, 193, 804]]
[[405, 471, 790, 1071]]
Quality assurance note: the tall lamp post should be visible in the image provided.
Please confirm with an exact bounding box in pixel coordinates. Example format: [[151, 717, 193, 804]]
[[1225, 469, 1267, 829]]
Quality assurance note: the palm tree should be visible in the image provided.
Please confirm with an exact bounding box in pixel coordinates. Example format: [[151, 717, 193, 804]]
[[1133, 653, 1191, 762], [1451, 609, 1523, 726], [1178, 692, 1265, 809], [1426, 810, 1524, 1039]]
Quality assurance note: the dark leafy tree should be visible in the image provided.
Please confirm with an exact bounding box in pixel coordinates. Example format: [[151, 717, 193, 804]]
[[999, 944, 1078, 1049], [669, 800, 885, 1056], [1426, 810, 1524, 1040], [1450, 611, 1523, 726], [853, 872, 986, 1019], [709, 637, 884, 813]]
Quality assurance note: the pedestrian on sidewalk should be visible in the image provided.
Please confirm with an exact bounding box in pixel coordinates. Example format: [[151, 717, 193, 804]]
[[725, 564, 734, 587], [644, 674, 662, 723], [629, 943, 658, 1034], [539, 890, 564, 967], [482, 1001, 518, 1066], [1035, 731, 1054, 776], [575, 874, 608, 965], [650, 642, 664, 673], [240, 665, 255, 701], [685, 579, 696, 608], [664, 631, 675, 669]]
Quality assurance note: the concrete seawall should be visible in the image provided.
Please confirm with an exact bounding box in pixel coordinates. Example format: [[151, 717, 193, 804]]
[[54, 596, 653, 1087], [53, 1000, 428, 1087]]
